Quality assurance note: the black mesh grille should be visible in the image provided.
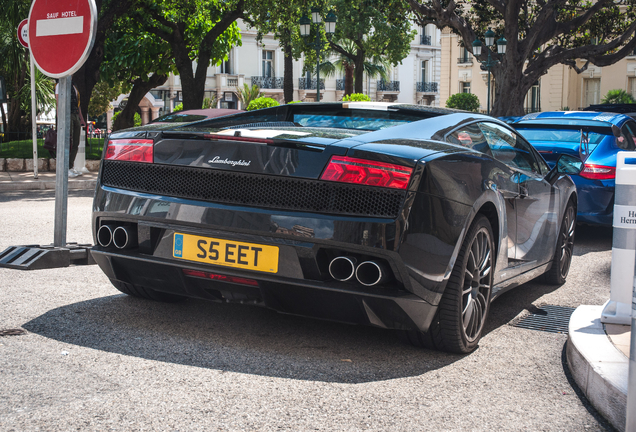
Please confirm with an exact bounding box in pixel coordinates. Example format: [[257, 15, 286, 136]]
[[101, 160, 406, 218]]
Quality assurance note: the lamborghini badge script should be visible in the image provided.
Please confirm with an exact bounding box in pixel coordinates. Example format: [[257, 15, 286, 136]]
[[208, 156, 251, 167]]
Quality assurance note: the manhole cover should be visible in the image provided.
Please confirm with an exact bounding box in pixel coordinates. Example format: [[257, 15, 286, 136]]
[[0, 328, 27, 336], [511, 305, 575, 334]]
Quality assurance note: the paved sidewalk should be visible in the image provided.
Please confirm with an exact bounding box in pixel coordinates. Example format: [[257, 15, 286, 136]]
[[568, 305, 631, 432], [0, 170, 98, 192]]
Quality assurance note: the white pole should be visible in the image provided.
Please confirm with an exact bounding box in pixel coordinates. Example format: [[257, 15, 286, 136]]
[[30, 53, 38, 179]]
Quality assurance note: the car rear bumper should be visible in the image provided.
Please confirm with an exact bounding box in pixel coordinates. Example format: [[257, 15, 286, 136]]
[[573, 177, 614, 226], [91, 248, 438, 332]]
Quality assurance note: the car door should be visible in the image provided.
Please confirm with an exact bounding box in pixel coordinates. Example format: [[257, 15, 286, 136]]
[[445, 122, 518, 267], [478, 122, 558, 266]]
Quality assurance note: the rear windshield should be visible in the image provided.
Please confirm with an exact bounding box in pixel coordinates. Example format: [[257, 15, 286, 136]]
[[292, 112, 424, 131], [516, 128, 607, 144], [151, 114, 208, 123]]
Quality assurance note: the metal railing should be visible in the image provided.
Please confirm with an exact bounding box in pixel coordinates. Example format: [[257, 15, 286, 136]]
[[336, 79, 345, 91], [416, 82, 439, 92], [377, 80, 400, 92], [298, 78, 325, 90], [458, 57, 473, 64], [420, 35, 431, 45], [251, 76, 284, 89]]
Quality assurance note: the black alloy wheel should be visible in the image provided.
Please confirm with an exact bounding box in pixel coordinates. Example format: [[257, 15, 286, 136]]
[[399, 215, 494, 354], [545, 202, 576, 285]]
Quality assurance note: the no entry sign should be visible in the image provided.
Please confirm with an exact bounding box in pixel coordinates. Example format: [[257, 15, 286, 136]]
[[17, 19, 28, 48], [28, 0, 97, 78]]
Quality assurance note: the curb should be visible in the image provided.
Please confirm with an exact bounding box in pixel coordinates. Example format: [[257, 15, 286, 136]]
[[567, 305, 627, 432]]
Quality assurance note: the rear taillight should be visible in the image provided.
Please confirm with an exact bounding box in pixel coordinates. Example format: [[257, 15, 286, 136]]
[[320, 156, 413, 190], [182, 269, 258, 286], [105, 139, 153, 163], [579, 164, 616, 180]]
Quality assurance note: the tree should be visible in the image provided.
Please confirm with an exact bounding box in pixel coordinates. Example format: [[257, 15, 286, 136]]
[[100, 8, 175, 130], [408, 0, 636, 116], [446, 93, 480, 111], [601, 89, 636, 104], [129, 0, 248, 111], [324, 0, 416, 94], [320, 38, 391, 96], [236, 83, 263, 109], [88, 81, 125, 119]]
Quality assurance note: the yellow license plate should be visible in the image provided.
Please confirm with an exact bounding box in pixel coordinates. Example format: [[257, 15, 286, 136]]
[[173, 233, 279, 273]]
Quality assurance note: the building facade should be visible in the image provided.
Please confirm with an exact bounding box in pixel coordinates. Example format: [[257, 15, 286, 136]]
[[109, 20, 443, 127]]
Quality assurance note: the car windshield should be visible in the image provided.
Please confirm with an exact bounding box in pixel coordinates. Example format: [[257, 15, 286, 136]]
[[515, 128, 607, 144]]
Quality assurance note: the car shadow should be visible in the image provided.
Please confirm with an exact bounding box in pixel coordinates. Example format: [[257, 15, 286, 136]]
[[573, 224, 612, 256], [23, 294, 462, 384]]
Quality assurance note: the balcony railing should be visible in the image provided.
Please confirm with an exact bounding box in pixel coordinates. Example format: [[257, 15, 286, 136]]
[[336, 79, 345, 91], [416, 82, 439, 92], [252, 76, 283, 89], [227, 78, 238, 87], [298, 78, 325, 90], [420, 34, 431, 45], [457, 57, 473, 64], [377, 80, 400, 92]]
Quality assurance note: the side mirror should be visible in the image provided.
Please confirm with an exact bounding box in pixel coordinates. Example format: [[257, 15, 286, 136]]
[[546, 154, 583, 185]]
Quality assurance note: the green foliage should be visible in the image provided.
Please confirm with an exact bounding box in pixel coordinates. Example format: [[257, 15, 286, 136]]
[[111, 111, 142, 129], [0, 137, 104, 159], [601, 89, 636, 104], [246, 97, 280, 111], [287, 100, 302, 104], [18, 64, 55, 119], [173, 103, 184, 112], [236, 84, 263, 109], [88, 81, 125, 118], [202, 95, 217, 109], [446, 93, 480, 112], [342, 93, 372, 102]]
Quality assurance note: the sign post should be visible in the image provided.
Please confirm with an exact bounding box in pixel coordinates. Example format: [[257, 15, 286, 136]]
[[17, 19, 38, 179], [0, 0, 97, 271]]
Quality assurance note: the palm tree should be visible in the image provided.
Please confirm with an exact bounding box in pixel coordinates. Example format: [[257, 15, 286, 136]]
[[236, 84, 263, 110], [319, 39, 391, 97], [601, 89, 636, 104]]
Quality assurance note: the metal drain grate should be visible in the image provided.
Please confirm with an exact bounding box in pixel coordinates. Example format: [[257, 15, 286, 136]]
[[511, 305, 575, 334]]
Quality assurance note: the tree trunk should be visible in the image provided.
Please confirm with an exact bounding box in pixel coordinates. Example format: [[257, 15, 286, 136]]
[[490, 60, 535, 117], [344, 62, 354, 96], [283, 34, 294, 104], [7, 58, 28, 140], [113, 74, 167, 131], [353, 52, 365, 94]]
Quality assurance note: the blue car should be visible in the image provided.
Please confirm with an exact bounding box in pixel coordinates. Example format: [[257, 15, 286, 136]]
[[512, 111, 636, 225]]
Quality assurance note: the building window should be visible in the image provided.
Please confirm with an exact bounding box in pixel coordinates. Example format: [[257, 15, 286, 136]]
[[220, 52, 232, 74], [629, 77, 636, 100], [523, 81, 541, 113], [421, 60, 428, 83], [583, 78, 601, 107], [262, 51, 274, 78], [461, 47, 471, 63], [461, 82, 471, 93]]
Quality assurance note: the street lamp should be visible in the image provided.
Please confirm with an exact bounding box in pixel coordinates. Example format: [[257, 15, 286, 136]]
[[472, 27, 506, 115], [299, 9, 336, 102]]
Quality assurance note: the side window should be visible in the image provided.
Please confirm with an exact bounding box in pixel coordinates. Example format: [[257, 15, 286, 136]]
[[621, 122, 636, 150], [478, 122, 543, 175], [446, 123, 493, 157]]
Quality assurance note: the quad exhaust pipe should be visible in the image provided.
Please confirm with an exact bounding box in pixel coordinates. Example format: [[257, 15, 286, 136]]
[[328, 257, 391, 286], [97, 224, 138, 249]]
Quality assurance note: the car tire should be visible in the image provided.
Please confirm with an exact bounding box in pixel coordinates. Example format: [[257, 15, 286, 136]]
[[544, 201, 576, 285], [400, 215, 494, 354], [110, 279, 186, 303]]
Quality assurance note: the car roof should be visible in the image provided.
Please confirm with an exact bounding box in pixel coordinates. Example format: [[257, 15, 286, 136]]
[[514, 110, 631, 126]]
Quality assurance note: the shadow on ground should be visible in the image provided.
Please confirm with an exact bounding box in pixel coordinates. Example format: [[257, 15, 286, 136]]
[[23, 293, 462, 384]]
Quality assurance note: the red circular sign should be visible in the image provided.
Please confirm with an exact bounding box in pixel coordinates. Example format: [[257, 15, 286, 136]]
[[28, 0, 97, 78], [17, 19, 28, 48]]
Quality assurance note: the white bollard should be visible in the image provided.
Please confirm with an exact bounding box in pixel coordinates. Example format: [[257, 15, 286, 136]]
[[75, 126, 89, 174], [602, 152, 636, 324]]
